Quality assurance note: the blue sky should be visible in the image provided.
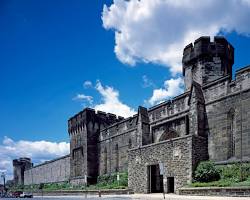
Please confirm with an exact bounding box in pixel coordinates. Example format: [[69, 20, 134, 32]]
[[0, 0, 250, 180], [0, 0, 168, 142]]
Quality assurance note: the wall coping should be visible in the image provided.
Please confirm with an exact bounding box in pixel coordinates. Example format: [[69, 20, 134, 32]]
[[202, 75, 230, 89], [150, 109, 189, 126], [205, 87, 250, 106], [148, 91, 190, 112], [129, 135, 206, 152], [25, 154, 70, 171], [179, 186, 250, 190], [236, 65, 250, 74], [100, 115, 137, 132]]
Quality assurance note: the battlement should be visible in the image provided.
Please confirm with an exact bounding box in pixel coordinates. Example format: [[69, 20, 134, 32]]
[[182, 36, 234, 91], [183, 36, 234, 70], [13, 157, 33, 185], [13, 157, 32, 166], [68, 108, 124, 134]]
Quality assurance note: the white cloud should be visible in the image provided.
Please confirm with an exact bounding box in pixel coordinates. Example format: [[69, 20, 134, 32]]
[[0, 136, 69, 181], [147, 77, 184, 106], [94, 80, 136, 117], [72, 94, 93, 104], [142, 75, 155, 88], [83, 80, 93, 88], [102, 0, 250, 74]]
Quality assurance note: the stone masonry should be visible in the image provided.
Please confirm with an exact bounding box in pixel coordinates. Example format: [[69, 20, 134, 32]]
[[14, 36, 250, 194], [24, 155, 70, 185], [13, 158, 33, 185]]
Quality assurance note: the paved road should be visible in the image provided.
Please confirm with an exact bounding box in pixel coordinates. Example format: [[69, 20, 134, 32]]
[[4, 194, 250, 200]]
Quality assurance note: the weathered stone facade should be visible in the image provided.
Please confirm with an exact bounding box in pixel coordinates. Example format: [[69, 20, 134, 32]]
[[178, 187, 250, 197], [24, 155, 70, 185], [14, 36, 250, 193], [128, 135, 208, 193], [13, 158, 33, 185]]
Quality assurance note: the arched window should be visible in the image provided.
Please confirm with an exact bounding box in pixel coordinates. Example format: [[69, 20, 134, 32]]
[[115, 144, 119, 172], [158, 129, 179, 142], [104, 147, 107, 174], [228, 109, 236, 158]]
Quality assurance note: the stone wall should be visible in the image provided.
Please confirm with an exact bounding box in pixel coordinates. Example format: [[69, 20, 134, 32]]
[[148, 93, 190, 124], [128, 136, 192, 193], [192, 136, 209, 170], [24, 155, 70, 185], [98, 109, 142, 175], [151, 116, 187, 143], [98, 128, 137, 175], [128, 135, 208, 193], [178, 187, 250, 197], [13, 158, 33, 185], [204, 66, 250, 162]]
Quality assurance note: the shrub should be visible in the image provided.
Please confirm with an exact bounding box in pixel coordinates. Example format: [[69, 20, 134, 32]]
[[97, 172, 128, 188], [194, 161, 220, 182], [218, 163, 250, 182], [191, 179, 232, 187]]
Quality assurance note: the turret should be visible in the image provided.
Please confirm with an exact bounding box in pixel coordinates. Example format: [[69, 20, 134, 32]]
[[68, 108, 123, 184], [13, 158, 33, 186], [182, 36, 234, 91]]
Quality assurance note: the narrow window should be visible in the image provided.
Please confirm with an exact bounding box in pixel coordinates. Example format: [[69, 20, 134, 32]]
[[104, 147, 107, 174], [128, 138, 132, 149], [115, 144, 119, 172], [228, 109, 236, 158]]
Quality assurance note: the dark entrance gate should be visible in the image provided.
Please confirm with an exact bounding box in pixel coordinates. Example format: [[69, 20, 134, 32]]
[[147, 164, 163, 193], [167, 177, 174, 193]]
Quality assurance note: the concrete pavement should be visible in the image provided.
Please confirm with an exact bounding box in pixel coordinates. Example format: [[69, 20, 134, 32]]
[[34, 194, 250, 200]]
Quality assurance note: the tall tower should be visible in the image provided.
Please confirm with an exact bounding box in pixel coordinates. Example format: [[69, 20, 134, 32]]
[[182, 36, 234, 91], [68, 108, 123, 184], [13, 158, 33, 186]]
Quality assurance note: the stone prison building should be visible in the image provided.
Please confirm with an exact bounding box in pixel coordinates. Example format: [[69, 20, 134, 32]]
[[13, 36, 250, 193]]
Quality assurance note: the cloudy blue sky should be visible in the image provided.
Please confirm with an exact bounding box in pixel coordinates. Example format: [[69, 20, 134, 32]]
[[1, 0, 250, 181]]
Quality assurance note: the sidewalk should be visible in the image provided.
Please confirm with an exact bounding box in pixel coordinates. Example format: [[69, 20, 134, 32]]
[[35, 194, 250, 199], [130, 193, 250, 200]]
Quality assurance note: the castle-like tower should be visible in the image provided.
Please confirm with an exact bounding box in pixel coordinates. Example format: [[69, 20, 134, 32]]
[[68, 108, 124, 184], [183, 36, 234, 91], [13, 158, 33, 186]]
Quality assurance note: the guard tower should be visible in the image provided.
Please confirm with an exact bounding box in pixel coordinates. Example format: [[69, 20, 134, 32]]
[[13, 158, 33, 186], [182, 36, 234, 91], [68, 108, 124, 185]]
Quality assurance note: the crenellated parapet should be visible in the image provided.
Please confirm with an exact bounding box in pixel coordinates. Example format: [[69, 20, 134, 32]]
[[13, 157, 33, 186], [183, 36, 234, 69], [13, 157, 32, 166], [68, 108, 124, 135], [68, 108, 94, 135], [182, 36, 234, 91]]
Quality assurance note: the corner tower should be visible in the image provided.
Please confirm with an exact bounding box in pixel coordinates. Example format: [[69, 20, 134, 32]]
[[68, 108, 123, 185], [13, 158, 33, 186], [182, 36, 234, 91]]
